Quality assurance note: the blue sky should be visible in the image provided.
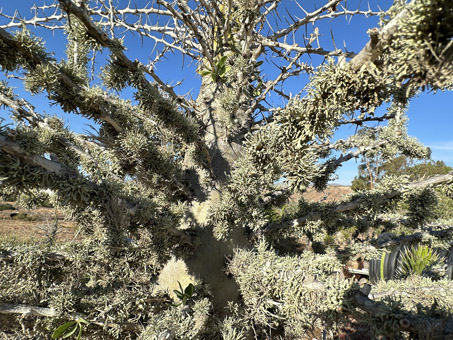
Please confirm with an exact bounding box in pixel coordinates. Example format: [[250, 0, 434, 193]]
[[1, 0, 452, 185]]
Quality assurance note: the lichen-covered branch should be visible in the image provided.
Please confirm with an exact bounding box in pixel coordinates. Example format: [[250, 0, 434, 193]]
[[266, 173, 453, 233], [0, 303, 141, 331], [0, 27, 123, 132]]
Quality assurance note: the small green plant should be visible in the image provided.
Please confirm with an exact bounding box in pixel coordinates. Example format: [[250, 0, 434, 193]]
[[0, 202, 15, 211], [173, 281, 194, 306], [400, 244, 441, 276], [10, 211, 37, 221], [198, 55, 230, 81], [52, 318, 88, 340]]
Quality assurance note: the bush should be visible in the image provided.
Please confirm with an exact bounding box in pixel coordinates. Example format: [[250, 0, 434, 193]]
[[0, 203, 15, 211]]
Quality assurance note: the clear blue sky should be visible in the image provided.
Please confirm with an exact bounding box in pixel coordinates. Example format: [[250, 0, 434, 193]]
[[1, 1, 452, 185]]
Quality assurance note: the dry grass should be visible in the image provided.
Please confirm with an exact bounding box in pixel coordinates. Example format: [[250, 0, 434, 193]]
[[0, 202, 76, 244]]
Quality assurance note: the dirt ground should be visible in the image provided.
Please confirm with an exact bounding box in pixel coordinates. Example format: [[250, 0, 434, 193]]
[[0, 203, 76, 244]]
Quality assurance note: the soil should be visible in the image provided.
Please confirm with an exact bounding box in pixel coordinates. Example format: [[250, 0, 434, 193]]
[[0, 202, 76, 244]]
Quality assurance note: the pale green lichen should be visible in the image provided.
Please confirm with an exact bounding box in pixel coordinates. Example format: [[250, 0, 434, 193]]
[[229, 241, 354, 337]]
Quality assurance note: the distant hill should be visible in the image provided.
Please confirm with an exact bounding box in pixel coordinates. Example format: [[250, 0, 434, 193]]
[[293, 185, 352, 203]]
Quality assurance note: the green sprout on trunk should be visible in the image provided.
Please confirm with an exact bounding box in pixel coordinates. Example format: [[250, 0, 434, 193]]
[[198, 55, 230, 81], [172, 281, 195, 307]]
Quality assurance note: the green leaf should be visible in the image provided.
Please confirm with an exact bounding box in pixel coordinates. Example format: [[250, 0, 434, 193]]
[[255, 61, 263, 67], [173, 290, 184, 299], [219, 66, 231, 78], [52, 321, 77, 339], [62, 324, 78, 338], [216, 55, 228, 69], [77, 318, 89, 325], [184, 283, 194, 297], [197, 69, 212, 76], [76, 324, 83, 340]]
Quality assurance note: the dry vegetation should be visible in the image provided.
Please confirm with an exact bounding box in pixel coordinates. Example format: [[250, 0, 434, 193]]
[[299, 185, 352, 203], [0, 203, 75, 244], [0, 186, 351, 245]]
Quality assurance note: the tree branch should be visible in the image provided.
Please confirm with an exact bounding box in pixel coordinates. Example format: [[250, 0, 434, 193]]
[[0, 135, 74, 176], [0, 303, 140, 331], [56, 0, 199, 143], [349, 6, 410, 71], [339, 113, 396, 126], [266, 173, 453, 233], [0, 134, 139, 216], [270, 0, 342, 40], [259, 37, 355, 58], [0, 27, 123, 133]]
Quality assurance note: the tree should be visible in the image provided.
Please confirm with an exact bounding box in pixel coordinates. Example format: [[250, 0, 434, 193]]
[[0, 0, 453, 339], [353, 157, 453, 222], [351, 156, 453, 191]]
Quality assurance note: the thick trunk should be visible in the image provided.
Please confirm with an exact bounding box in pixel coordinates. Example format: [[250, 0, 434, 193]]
[[177, 79, 253, 313], [195, 79, 252, 182]]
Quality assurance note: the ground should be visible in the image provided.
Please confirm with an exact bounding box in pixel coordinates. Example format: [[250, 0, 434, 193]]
[[0, 203, 75, 244]]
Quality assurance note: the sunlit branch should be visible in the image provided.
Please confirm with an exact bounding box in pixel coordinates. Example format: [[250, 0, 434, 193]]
[[349, 6, 410, 71], [339, 113, 396, 126], [260, 37, 355, 57], [270, 0, 342, 40], [265, 173, 453, 233], [0, 27, 124, 132], [112, 20, 200, 58]]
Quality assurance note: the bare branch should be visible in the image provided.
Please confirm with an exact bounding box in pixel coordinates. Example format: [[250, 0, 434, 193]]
[[155, 0, 215, 70], [270, 0, 342, 40], [259, 36, 355, 58], [349, 6, 409, 71], [339, 113, 396, 126]]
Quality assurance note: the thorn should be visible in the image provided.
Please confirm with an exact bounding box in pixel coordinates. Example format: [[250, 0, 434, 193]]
[[294, 1, 308, 15]]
